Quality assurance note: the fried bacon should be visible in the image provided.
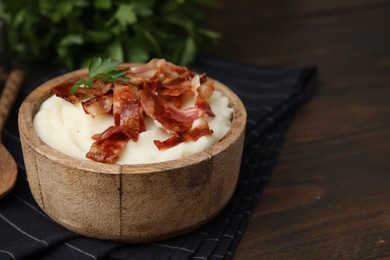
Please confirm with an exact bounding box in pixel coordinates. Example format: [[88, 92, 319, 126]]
[[125, 58, 165, 84], [51, 82, 85, 104], [82, 95, 113, 117], [113, 83, 146, 132], [196, 80, 215, 117], [91, 125, 139, 141], [92, 80, 113, 95], [164, 106, 199, 123], [87, 126, 138, 164], [160, 77, 193, 97], [139, 85, 193, 133], [55, 59, 217, 164], [191, 75, 215, 117], [154, 122, 213, 150], [51, 80, 113, 104]]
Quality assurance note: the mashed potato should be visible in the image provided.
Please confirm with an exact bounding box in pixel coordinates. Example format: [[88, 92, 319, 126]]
[[33, 91, 233, 164]]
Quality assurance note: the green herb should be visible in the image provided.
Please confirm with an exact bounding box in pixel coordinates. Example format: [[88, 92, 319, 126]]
[[71, 57, 129, 94], [0, 0, 221, 68]]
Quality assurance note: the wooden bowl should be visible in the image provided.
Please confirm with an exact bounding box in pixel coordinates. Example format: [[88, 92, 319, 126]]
[[18, 67, 247, 243]]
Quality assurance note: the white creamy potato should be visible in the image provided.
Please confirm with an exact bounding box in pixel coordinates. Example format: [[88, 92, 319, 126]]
[[33, 91, 233, 164]]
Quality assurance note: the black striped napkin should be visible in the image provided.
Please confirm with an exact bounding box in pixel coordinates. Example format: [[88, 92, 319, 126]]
[[0, 58, 318, 260]]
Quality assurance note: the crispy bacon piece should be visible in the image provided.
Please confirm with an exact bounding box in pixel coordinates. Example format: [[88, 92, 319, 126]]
[[51, 82, 85, 104], [139, 84, 193, 133], [87, 126, 138, 164], [199, 73, 208, 84], [154, 122, 213, 150], [163, 60, 189, 77], [160, 70, 194, 94], [126, 58, 193, 86], [160, 95, 184, 108], [82, 95, 113, 117], [190, 75, 215, 117], [164, 106, 199, 122], [113, 83, 146, 132], [126, 58, 165, 84], [92, 80, 113, 95], [196, 80, 215, 117], [51, 80, 113, 105], [91, 125, 139, 141], [117, 102, 146, 132], [160, 77, 193, 97]]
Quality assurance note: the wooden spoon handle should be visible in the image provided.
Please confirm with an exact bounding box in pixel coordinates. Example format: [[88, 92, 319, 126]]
[[0, 70, 24, 133]]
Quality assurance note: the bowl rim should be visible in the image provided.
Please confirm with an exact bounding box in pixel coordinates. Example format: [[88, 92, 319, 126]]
[[18, 65, 247, 175]]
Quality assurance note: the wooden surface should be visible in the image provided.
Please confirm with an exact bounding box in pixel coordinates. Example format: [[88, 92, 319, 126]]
[[0, 70, 24, 134], [18, 68, 246, 243], [205, 0, 390, 259], [0, 70, 24, 199]]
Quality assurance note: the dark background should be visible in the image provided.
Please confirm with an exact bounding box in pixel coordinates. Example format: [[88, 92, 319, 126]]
[[205, 1, 390, 259]]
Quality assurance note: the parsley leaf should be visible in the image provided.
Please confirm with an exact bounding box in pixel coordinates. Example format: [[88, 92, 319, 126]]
[[70, 79, 94, 94], [0, 1, 221, 68], [71, 57, 130, 94]]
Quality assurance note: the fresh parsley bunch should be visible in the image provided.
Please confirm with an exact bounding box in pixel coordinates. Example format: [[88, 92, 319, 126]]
[[0, 0, 221, 68]]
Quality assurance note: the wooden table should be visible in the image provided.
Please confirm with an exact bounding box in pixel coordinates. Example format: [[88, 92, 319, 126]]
[[206, 1, 390, 259]]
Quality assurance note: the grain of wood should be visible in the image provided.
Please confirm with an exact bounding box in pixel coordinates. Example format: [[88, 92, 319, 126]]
[[0, 70, 24, 199], [205, 1, 390, 259], [18, 67, 247, 242]]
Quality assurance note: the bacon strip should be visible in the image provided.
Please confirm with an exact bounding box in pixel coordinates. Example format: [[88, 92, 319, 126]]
[[82, 95, 113, 117], [154, 122, 213, 150], [92, 80, 113, 95], [164, 105, 199, 122], [160, 69, 194, 95], [196, 80, 215, 117], [51, 82, 85, 104], [160, 77, 193, 97], [87, 126, 138, 164], [190, 75, 215, 117], [51, 80, 113, 105], [113, 83, 146, 132], [139, 84, 193, 133], [125, 58, 165, 85]]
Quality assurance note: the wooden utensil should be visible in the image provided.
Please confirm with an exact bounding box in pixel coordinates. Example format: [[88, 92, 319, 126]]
[[0, 70, 24, 199]]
